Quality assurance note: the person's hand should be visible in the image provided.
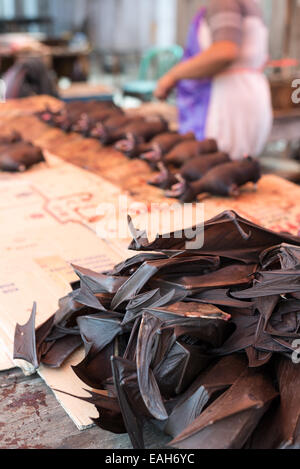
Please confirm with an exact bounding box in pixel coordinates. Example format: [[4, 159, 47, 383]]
[[154, 73, 177, 100]]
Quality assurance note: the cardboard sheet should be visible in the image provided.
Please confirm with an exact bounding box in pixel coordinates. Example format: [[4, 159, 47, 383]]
[[0, 153, 132, 428], [38, 349, 99, 430]]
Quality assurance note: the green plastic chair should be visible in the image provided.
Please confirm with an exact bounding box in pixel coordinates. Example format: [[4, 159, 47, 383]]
[[123, 45, 184, 101]]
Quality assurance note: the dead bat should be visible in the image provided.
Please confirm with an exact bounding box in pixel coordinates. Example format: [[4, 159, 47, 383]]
[[232, 270, 300, 299], [246, 357, 300, 449], [169, 368, 278, 449], [151, 263, 257, 292], [260, 243, 300, 271], [135, 310, 232, 421], [51, 111, 74, 132], [53, 102, 120, 132], [72, 341, 117, 390], [148, 162, 178, 190], [90, 115, 143, 140], [148, 153, 230, 190], [110, 254, 220, 311], [191, 289, 253, 309], [71, 109, 124, 135], [180, 152, 231, 182], [111, 356, 153, 448], [58, 387, 127, 435], [39, 101, 118, 128], [163, 354, 248, 438], [0, 141, 45, 172], [14, 303, 39, 372], [211, 309, 285, 365], [122, 288, 187, 326], [97, 117, 149, 145], [128, 210, 300, 264], [140, 131, 195, 165], [114, 118, 169, 157], [166, 157, 261, 202], [14, 305, 82, 370], [40, 335, 82, 368], [72, 264, 128, 295], [164, 139, 218, 167], [232, 244, 300, 299], [108, 252, 168, 276]]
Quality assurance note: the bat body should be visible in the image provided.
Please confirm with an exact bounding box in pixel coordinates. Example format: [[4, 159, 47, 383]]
[[98, 118, 151, 146], [149, 152, 230, 190], [166, 157, 261, 202], [180, 152, 231, 182], [72, 108, 123, 136], [140, 132, 195, 165], [41, 101, 121, 133], [148, 161, 178, 189], [164, 139, 218, 167], [0, 141, 45, 172], [90, 115, 142, 140], [115, 119, 169, 157]]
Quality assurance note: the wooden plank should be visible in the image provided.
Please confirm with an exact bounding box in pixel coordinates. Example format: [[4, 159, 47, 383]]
[[0, 368, 169, 449]]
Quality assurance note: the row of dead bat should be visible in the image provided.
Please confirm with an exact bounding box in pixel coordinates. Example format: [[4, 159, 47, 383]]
[[14, 211, 300, 449], [37, 100, 261, 202], [0, 132, 45, 172]]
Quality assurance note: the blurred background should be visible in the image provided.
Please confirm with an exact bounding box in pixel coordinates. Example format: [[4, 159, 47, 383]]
[[0, 0, 299, 178], [0, 1, 299, 86]]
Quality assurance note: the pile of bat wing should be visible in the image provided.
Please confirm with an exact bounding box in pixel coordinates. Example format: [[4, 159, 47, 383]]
[[0, 132, 45, 172], [14, 211, 300, 449], [37, 101, 261, 202]]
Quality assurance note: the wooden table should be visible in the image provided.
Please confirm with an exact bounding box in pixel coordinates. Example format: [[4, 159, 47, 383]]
[[0, 368, 168, 449]]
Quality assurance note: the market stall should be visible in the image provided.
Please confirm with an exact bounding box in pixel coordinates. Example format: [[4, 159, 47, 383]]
[[1, 0, 300, 454]]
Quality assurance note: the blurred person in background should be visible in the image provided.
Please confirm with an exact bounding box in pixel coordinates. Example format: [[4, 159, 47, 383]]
[[155, 0, 273, 160]]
